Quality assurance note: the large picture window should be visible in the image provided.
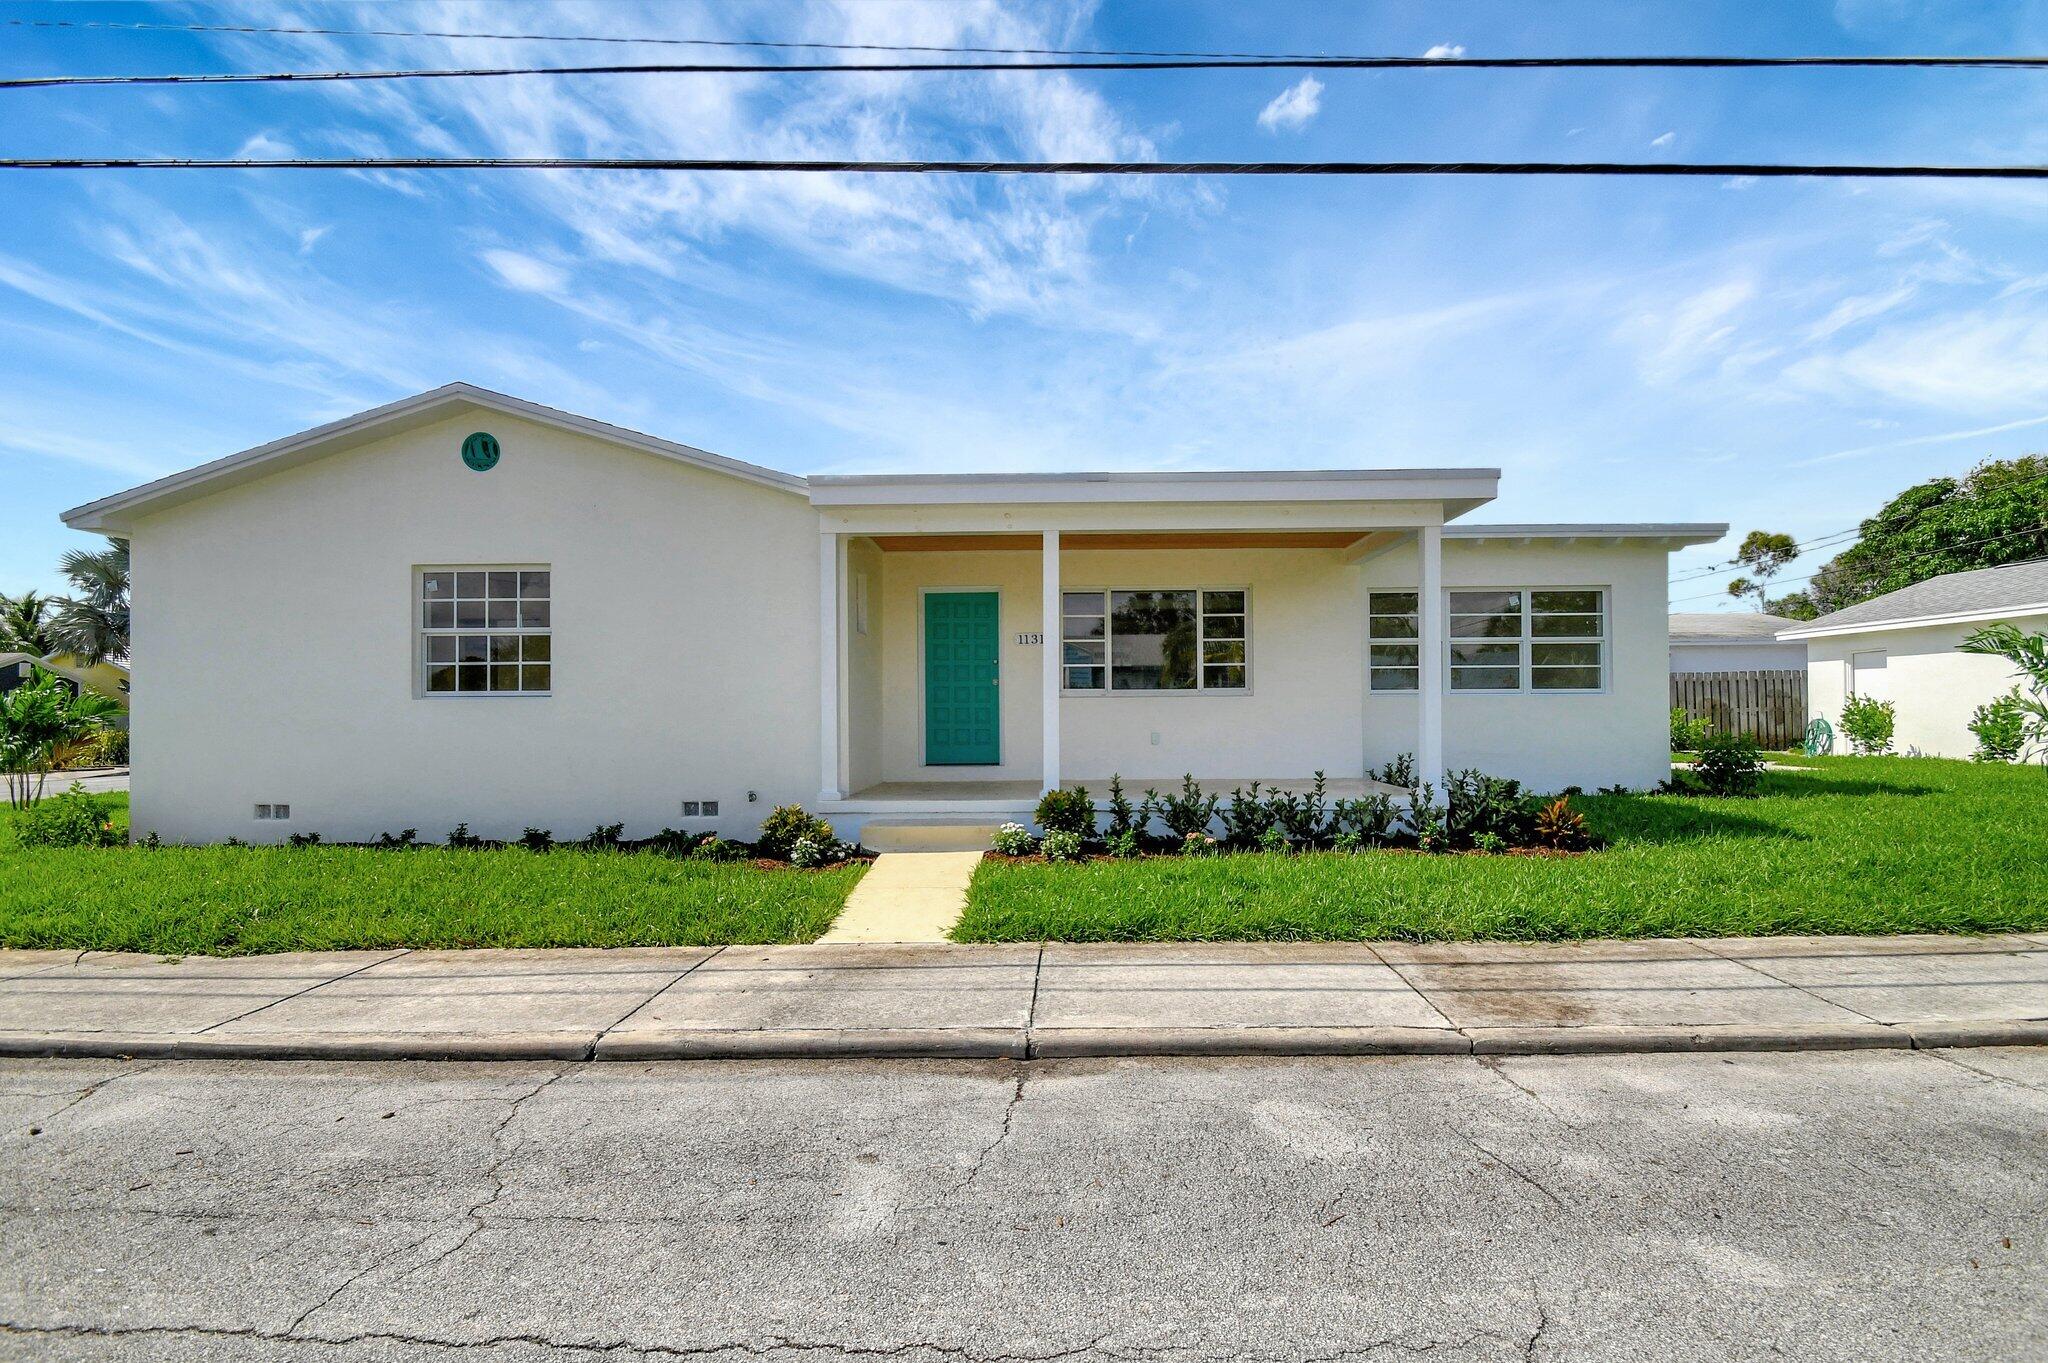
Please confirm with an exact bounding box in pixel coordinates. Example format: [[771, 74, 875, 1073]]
[[1449, 588, 1605, 692], [1061, 588, 1249, 692], [420, 567, 552, 695]]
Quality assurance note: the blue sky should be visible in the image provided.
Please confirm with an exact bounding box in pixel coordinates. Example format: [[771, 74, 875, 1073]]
[[5, 0, 2048, 608]]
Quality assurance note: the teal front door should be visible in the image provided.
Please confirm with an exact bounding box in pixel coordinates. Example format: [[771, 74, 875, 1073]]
[[925, 591, 1001, 766]]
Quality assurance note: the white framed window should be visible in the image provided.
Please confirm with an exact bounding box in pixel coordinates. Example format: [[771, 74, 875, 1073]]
[[1447, 588, 1605, 693], [419, 567, 552, 696], [1060, 588, 1249, 693], [1367, 592, 1419, 691]]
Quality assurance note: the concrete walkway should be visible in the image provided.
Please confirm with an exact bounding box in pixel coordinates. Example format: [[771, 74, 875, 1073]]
[[817, 851, 980, 943], [0, 934, 2044, 1061]]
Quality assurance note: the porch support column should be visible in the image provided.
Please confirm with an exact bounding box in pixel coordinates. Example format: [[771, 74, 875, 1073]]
[[817, 529, 845, 802], [1416, 524, 1446, 799], [1041, 529, 1061, 795]]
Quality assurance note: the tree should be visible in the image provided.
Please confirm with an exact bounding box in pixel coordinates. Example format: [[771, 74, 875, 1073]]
[[1725, 530, 1799, 612], [0, 592, 60, 657], [1805, 456, 2048, 616], [1960, 623, 2048, 765], [0, 671, 123, 808], [53, 538, 129, 666]]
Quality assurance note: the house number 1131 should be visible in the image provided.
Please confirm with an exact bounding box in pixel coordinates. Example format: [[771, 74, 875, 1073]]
[[1016, 631, 1043, 646]]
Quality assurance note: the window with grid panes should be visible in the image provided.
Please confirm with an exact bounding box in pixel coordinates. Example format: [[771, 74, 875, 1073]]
[[419, 568, 552, 695]]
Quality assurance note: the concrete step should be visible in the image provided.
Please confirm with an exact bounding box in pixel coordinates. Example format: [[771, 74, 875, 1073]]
[[860, 821, 1005, 853]]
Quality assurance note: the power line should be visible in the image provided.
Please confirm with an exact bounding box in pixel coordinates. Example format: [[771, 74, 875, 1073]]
[[1667, 521, 2048, 604], [12, 53, 2048, 90], [9, 16, 2047, 68], [7, 157, 2048, 179], [1668, 465, 2048, 584]]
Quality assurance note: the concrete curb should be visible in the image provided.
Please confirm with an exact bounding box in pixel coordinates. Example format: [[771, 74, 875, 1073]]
[[2, 1020, 2040, 1062]]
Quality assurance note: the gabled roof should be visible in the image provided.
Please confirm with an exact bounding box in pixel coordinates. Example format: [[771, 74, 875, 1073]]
[[1669, 612, 1801, 643], [1776, 558, 2048, 640], [61, 383, 806, 532]]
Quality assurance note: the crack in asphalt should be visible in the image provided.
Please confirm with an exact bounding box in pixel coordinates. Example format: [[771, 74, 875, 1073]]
[[13, 1060, 161, 1124], [1473, 1058, 1581, 1130], [1447, 1127, 1564, 1210]]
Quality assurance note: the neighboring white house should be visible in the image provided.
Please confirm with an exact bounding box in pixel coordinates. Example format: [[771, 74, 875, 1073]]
[[60, 384, 1725, 845], [1668, 613, 1806, 674], [1778, 559, 2048, 758]]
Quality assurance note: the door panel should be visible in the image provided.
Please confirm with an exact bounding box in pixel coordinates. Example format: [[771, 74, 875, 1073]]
[[925, 592, 1001, 766]]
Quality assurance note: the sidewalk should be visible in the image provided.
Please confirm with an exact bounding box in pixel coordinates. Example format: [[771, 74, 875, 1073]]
[[0, 935, 2043, 1061]]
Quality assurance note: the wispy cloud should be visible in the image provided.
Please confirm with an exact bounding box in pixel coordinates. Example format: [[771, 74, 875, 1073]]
[[482, 249, 571, 296], [1650, 131, 1676, 148], [1423, 43, 1467, 59], [1257, 78, 1324, 133]]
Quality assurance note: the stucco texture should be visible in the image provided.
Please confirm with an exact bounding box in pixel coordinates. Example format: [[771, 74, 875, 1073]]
[[129, 411, 819, 844], [1804, 616, 2048, 758]]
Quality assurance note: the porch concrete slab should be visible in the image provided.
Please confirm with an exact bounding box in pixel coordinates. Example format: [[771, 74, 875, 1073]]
[[209, 947, 711, 1037], [1697, 935, 2048, 1025], [817, 851, 979, 943], [600, 943, 1038, 1041], [0, 951, 403, 1036], [1375, 938, 1867, 1030], [1035, 942, 1450, 1031]]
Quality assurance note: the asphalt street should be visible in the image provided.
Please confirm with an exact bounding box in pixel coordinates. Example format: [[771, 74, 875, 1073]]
[[1, 1049, 2043, 1361]]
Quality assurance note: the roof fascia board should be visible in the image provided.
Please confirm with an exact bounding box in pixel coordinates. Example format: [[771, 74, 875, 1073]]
[[805, 469, 1499, 509], [1778, 601, 2048, 640], [62, 383, 803, 532]]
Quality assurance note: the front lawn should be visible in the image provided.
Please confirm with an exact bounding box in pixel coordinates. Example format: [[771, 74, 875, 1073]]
[[956, 756, 2048, 942], [0, 795, 864, 954]]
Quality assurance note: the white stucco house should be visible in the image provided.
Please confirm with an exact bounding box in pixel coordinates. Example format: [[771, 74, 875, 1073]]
[[1778, 559, 2048, 758], [60, 384, 1724, 846], [1668, 613, 1806, 674]]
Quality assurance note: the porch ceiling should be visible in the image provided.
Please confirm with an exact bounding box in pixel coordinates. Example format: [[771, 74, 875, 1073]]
[[868, 530, 1366, 552]]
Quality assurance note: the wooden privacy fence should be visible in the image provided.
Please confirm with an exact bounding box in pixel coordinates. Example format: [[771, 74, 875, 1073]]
[[1671, 670, 1808, 748]]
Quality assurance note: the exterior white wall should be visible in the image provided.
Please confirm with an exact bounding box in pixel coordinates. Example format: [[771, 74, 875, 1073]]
[[1669, 641, 1807, 673], [1802, 615, 2047, 758], [1359, 540, 1674, 791], [129, 410, 819, 844]]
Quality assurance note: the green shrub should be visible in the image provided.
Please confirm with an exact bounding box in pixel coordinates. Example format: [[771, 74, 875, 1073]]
[[1156, 775, 1219, 839], [1040, 829, 1085, 863], [789, 835, 847, 869], [991, 822, 1037, 856], [1840, 695, 1897, 755], [1375, 752, 1416, 787], [1180, 831, 1222, 857], [518, 827, 553, 852], [1691, 731, 1764, 796], [1268, 772, 1331, 847], [1444, 769, 1534, 848], [756, 804, 833, 860], [1221, 782, 1276, 846], [15, 785, 123, 848], [688, 836, 747, 862], [1670, 707, 1711, 753], [1103, 775, 1148, 838], [1970, 690, 2029, 762], [1473, 831, 1508, 855], [1256, 825, 1291, 855], [1332, 793, 1396, 844], [1106, 827, 1141, 859], [1405, 784, 1448, 852], [1034, 787, 1096, 837]]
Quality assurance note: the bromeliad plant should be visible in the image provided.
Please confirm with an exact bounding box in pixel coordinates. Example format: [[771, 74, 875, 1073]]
[[0, 671, 123, 809]]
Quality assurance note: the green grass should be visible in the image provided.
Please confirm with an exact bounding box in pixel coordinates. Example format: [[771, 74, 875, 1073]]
[[0, 795, 864, 954], [956, 756, 2048, 943]]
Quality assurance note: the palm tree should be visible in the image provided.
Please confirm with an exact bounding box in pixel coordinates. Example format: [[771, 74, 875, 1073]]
[[53, 538, 129, 666], [0, 591, 60, 657], [1961, 623, 2048, 764], [0, 671, 123, 807]]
